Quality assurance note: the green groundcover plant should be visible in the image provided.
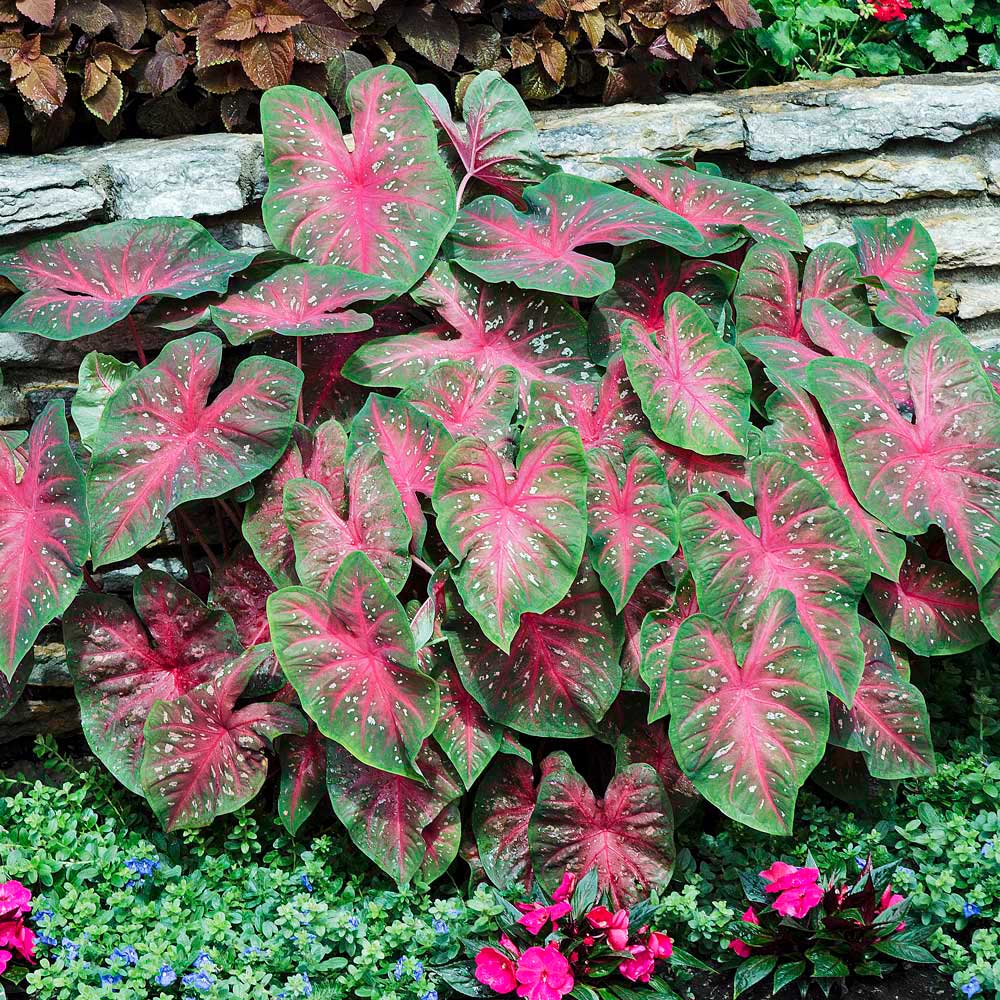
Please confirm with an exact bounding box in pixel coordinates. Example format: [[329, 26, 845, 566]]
[[1, 62, 999, 929]]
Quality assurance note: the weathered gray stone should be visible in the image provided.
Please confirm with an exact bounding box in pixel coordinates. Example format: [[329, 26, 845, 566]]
[[0, 157, 105, 238], [953, 276, 1000, 320]]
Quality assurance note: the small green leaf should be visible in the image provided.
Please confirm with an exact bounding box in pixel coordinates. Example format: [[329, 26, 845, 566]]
[[773, 960, 806, 994], [734, 955, 777, 998]]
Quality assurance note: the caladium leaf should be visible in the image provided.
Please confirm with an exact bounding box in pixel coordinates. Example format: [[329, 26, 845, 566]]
[[141, 646, 307, 831], [418, 803, 462, 881], [244, 420, 347, 588], [419, 69, 551, 203], [260, 69, 456, 286], [612, 158, 804, 253], [472, 754, 537, 891], [622, 293, 753, 457], [0, 218, 253, 341], [448, 564, 621, 736], [809, 328, 1000, 589], [65, 571, 244, 794], [325, 739, 461, 884], [0, 402, 88, 680], [620, 569, 675, 692], [643, 437, 753, 505], [343, 262, 595, 395], [400, 361, 519, 446], [267, 551, 439, 778], [71, 353, 139, 451], [589, 248, 737, 364], [433, 657, 502, 789], [278, 724, 328, 835], [762, 381, 905, 580], [0, 654, 31, 722], [283, 446, 412, 594], [349, 394, 453, 553], [866, 544, 989, 655], [981, 571, 1000, 643], [87, 333, 302, 568], [522, 355, 649, 454], [828, 619, 934, 779], [529, 751, 675, 909], [680, 454, 870, 705], [669, 591, 829, 834], [639, 572, 699, 722], [434, 428, 588, 651], [448, 172, 705, 298], [615, 721, 701, 824], [586, 446, 677, 612], [209, 264, 398, 345]]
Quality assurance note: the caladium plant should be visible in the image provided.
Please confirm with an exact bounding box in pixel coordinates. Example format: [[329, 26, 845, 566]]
[[7, 65, 994, 897]]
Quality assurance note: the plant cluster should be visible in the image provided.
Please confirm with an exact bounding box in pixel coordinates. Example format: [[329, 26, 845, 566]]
[[1, 63, 999, 918], [0, 0, 760, 153]]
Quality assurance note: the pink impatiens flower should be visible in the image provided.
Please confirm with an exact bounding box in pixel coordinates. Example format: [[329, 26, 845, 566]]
[[879, 885, 906, 932], [759, 862, 823, 919], [476, 946, 518, 994], [585, 906, 630, 950], [647, 931, 672, 959], [618, 944, 655, 983], [728, 906, 759, 958], [0, 882, 31, 919], [516, 901, 572, 935], [514, 945, 574, 1000], [773, 883, 824, 919], [550, 872, 577, 903]]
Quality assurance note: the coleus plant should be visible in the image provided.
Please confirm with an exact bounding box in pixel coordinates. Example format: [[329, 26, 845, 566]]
[[1, 65, 997, 903]]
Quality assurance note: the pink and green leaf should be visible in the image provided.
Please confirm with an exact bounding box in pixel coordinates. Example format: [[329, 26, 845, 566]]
[[472, 754, 536, 891], [71, 353, 139, 450], [668, 590, 829, 834], [529, 751, 675, 909], [87, 333, 302, 568], [620, 568, 675, 692], [433, 428, 588, 652], [639, 572, 699, 722], [615, 720, 701, 824], [981, 570, 1000, 643], [261, 69, 456, 286], [622, 292, 753, 457], [278, 724, 328, 835], [433, 657, 502, 789], [418, 803, 462, 881], [0, 401, 88, 680], [448, 172, 705, 297], [267, 551, 439, 778], [0, 653, 31, 721], [643, 436, 753, 504]]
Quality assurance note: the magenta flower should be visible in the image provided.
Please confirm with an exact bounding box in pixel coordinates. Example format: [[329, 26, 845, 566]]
[[647, 931, 672, 959], [514, 945, 573, 1000], [585, 906, 630, 950], [773, 883, 824, 919], [0, 882, 31, 920], [759, 862, 821, 894], [618, 944, 654, 983], [0, 921, 35, 964], [550, 872, 576, 903], [729, 906, 760, 958], [515, 901, 571, 935], [475, 946, 518, 995]]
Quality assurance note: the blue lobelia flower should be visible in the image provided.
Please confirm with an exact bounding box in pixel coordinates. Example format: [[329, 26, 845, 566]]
[[61, 938, 80, 961], [962, 976, 982, 998], [37, 932, 57, 947], [432, 918, 448, 934], [124, 858, 160, 877], [348, 915, 360, 930], [393, 957, 406, 981], [413, 961, 424, 982], [192, 951, 215, 970], [300, 874, 314, 893], [301, 972, 313, 997], [183, 970, 214, 991], [963, 902, 982, 918], [155, 964, 177, 986], [99, 972, 124, 986], [111, 945, 138, 966], [421, 991, 438, 1000]]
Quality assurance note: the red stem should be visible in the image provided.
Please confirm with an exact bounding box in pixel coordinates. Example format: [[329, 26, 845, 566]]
[[177, 510, 222, 573], [83, 567, 103, 593], [455, 171, 472, 210], [295, 336, 304, 423], [217, 499, 243, 532], [127, 314, 147, 367]]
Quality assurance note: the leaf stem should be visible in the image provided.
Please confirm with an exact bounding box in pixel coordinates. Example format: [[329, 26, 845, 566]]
[[82, 567, 103, 593], [296, 336, 304, 423], [217, 498, 243, 532], [455, 172, 472, 210], [411, 555, 434, 575], [176, 510, 222, 573], [126, 313, 147, 367]]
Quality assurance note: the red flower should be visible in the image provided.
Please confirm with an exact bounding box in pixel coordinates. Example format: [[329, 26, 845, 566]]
[[759, 862, 820, 894], [514, 945, 574, 1000], [585, 906, 630, 950], [879, 885, 906, 932], [516, 901, 572, 935], [870, 0, 911, 20], [647, 931, 673, 959], [551, 872, 577, 903], [476, 946, 518, 994], [619, 945, 655, 983], [0, 949, 12, 976], [0, 921, 34, 965], [773, 883, 824, 919], [0, 882, 31, 920], [729, 906, 760, 958]]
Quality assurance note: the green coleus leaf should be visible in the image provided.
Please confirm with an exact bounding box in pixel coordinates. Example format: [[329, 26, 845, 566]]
[[448, 172, 705, 297], [141, 646, 307, 831], [71, 353, 139, 451], [679, 454, 870, 705], [268, 551, 439, 779], [87, 332, 302, 568], [434, 428, 588, 652], [622, 292, 753, 457], [0, 218, 253, 340], [260, 68, 456, 286], [668, 591, 830, 834]]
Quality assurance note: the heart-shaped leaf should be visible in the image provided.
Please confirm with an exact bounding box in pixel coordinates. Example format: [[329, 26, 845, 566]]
[[449, 172, 705, 297], [434, 428, 587, 651], [615, 720, 701, 823], [326, 739, 461, 884], [589, 248, 737, 364], [244, 420, 347, 588], [829, 619, 934, 779], [0, 402, 88, 680], [639, 572, 699, 722], [87, 332, 302, 568], [620, 569, 675, 692], [0, 654, 31, 721], [278, 724, 328, 835], [668, 590, 829, 834], [419, 803, 462, 881], [981, 571, 1000, 643], [260, 69, 456, 285], [680, 454, 870, 704], [65, 571, 244, 793], [866, 544, 989, 655], [587, 445, 677, 612], [529, 751, 675, 908], [141, 646, 307, 830], [284, 446, 411, 594], [0, 219, 253, 340], [268, 551, 439, 778], [448, 564, 621, 736], [809, 328, 1000, 588], [433, 656, 502, 789], [400, 361, 519, 445], [473, 754, 537, 891], [613, 158, 804, 253], [762, 380, 905, 580], [210, 264, 398, 344], [343, 262, 595, 395], [71, 353, 139, 450], [623, 293, 753, 456], [644, 437, 753, 504]]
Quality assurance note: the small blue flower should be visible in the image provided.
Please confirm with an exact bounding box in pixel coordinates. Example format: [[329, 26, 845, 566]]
[[301, 972, 313, 997], [855, 856, 866, 870], [348, 915, 360, 930], [155, 964, 177, 987], [300, 873, 314, 893], [192, 951, 214, 970], [432, 918, 448, 934], [242, 945, 261, 958], [962, 976, 982, 998], [981, 841, 993, 857], [447, 907, 460, 918], [99, 972, 124, 986], [421, 991, 438, 1000], [37, 932, 58, 947], [413, 961, 424, 982], [898, 866, 915, 878], [183, 970, 214, 991], [393, 957, 406, 981], [34, 910, 54, 924], [963, 902, 982, 918], [111, 946, 138, 966], [62, 938, 80, 961], [124, 858, 160, 877]]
